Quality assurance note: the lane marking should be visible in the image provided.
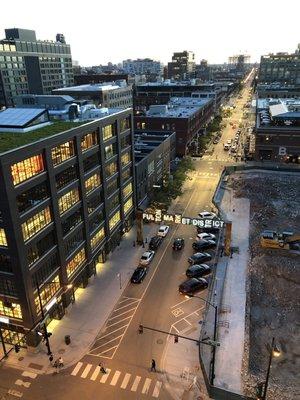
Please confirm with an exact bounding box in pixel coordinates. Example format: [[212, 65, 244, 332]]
[[21, 371, 37, 379], [96, 345, 118, 356], [7, 389, 23, 398], [131, 375, 141, 392], [14, 380, 31, 388], [97, 324, 128, 340], [152, 381, 162, 398], [142, 378, 152, 394], [113, 301, 139, 312], [106, 315, 131, 329], [81, 364, 92, 378], [107, 307, 137, 321], [92, 334, 123, 350], [100, 368, 111, 383], [120, 373, 131, 389], [90, 366, 100, 381], [110, 370, 121, 386], [71, 362, 83, 376], [171, 297, 191, 309]]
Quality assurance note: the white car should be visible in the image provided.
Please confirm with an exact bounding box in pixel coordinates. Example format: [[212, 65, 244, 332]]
[[227, 139, 232, 144], [198, 211, 217, 219], [157, 225, 170, 237], [139, 250, 155, 266], [197, 232, 216, 241]]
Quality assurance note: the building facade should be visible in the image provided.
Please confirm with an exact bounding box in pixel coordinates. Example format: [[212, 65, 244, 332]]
[[167, 51, 196, 80], [0, 109, 135, 346], [0, 28, 74, 107], [122, 59, 163, 76]]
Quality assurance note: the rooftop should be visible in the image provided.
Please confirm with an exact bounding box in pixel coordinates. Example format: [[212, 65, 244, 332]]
[[256, 98, 300, 130], [53, 81, 128, 93], [145, 97, 212, 118]]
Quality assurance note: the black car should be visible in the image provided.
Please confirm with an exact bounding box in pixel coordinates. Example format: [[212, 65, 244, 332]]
[[173, 238, 185, 250], [186, 264, 211, 278], [131, 267, 147, 284], [179, 277, 208, 295], [188, 252, 212, 264], [192, 239, 216, 251], [149, 236, 163, 250], [197, 226, 220, 234]]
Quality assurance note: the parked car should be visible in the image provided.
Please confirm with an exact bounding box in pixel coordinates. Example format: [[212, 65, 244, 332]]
[[149, 236, 163, 250], [157, 225, 170, 237], [197, 232, 216, 241], [198, 211, 217, 219], [192, 240, 216, 251], [188, 252, 212, 264], [131, 267, 148, 283], [139, 250, 155, 266], [186, 264, 212, 278], [197, 226, 220, 234], [173, 238, 185, 251], [179, 277, 208, 295]]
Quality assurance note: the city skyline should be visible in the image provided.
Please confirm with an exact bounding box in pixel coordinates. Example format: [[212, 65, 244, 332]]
[[1, 0, 299, 66]]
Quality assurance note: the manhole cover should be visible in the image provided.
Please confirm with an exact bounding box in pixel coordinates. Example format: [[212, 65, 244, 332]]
[[18, 357, 24, 361], [58, 349, 66, 354], [157, 339, 164, 345]]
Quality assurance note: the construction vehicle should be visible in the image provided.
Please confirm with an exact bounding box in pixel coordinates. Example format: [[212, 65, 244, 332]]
[[260, 230, 300, 250]]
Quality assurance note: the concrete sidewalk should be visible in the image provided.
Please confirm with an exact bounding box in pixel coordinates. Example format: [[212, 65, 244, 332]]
[[1, 223, 157, 374]]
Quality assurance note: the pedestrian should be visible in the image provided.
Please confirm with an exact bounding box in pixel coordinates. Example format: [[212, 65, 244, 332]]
[[151, 359, 156, 372], [58, 357, 64, 368], [99, 362, 107, 374]]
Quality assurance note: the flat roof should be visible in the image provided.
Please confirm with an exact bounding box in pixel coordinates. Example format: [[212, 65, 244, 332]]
[[146, 97, 211, 118], [53, 83, 128, 93]]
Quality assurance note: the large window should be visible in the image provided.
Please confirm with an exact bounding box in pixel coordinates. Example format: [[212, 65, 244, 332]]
[[66, 248, 86, 278], [64, 230, 84, 257], [0, 254, 12, 273], [62, 209, 82, 236], [85, 172, 101, 194], [11, 154, 44, 185], [58, 188, 80, 215], [83, 153, 100, 172], [108, 194, 120, 213], [109, 210, 121, 231], [104, 143, 117, 161], [34, 275, 60, 314], [51, 140, 75, 166], [17, 182, 49, 214], [21, 207, 52, 242], [0, 299, 22, 320], [87, 192, 102, 214], [0, 228, 8, 247], [0, 278, 18, 297], [124, 196, 133, 214], [121, 151, 131, 167], [55, 165, 78, 190], [32, 254, 59, 288], [102, 124, 115, 141], [107, 179, 119, 197], [89, 210, 104, 232], [90, 227, 105, 250], [123, 182, 133, 198], [27, 231, 56, 266], [105, 161, 118, 178], [120, 117, 130, 132], [121, 134, 131, 150], [122, 167, 132, 182], [81, 131, 98, 151]]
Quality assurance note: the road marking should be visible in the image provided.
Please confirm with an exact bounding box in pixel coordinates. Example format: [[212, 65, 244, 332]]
[[7, 389, 23, 398], [14, 380, 31, 388], [90, 366, 100, 381], [100, 368, 111, 383], [81, 363, 92, 378], [110, 370, 121, 386], [21, 371, 37, 379], [141, 378, 152, 394], [152, 381, 162, 398], [171, 308, 184, 317], [107, 307, 137, 321], [113, 301, 139, 312], [171, 297, 191, 309], [96, 345, 118, 357], [106, 315, 131, 329], [92, 334, 123, 351], [98, 324, 128, 340], [131, 375, 141, 391], [120, 373, 131, 389], [71, 362, 83, 376]]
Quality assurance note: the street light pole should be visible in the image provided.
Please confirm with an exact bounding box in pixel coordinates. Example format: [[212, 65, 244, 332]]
[[262, 337, 280, 400], [0, 328, 8, 358], [35, 280, 52, 356]]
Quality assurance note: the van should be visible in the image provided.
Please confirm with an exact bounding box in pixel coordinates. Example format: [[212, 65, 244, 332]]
[[223, 144, 230, 151]]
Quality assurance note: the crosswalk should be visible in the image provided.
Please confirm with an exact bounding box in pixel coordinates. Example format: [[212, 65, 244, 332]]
[[70, 362, 162, 398], [205, 157, 232, 162], [196, 172, 219, 177]]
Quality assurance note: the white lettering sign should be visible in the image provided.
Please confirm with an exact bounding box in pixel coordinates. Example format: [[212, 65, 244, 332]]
[[278, 147, 287, 156]]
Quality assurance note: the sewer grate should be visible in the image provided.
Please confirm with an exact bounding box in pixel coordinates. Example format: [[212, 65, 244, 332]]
[[28, 362, 43, 370]]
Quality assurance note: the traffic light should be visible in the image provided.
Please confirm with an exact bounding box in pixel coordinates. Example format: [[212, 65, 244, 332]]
[[138, 324, 143, 334], [14, 344, 20, 353], [174, 335, 179, 343]]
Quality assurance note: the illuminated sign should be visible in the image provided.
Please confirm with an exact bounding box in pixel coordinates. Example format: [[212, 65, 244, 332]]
[[143, 211, 225, 228], [0, 316, 10, 324]]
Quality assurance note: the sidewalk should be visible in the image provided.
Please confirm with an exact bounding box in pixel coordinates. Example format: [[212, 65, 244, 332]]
[[1, 223, 157, 374]]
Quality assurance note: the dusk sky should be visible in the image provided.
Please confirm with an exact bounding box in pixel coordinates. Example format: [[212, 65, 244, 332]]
[[1, 0, 299, 66]]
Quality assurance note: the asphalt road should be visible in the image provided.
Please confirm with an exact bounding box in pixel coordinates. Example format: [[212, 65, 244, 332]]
[[1, 81, 254, 400]]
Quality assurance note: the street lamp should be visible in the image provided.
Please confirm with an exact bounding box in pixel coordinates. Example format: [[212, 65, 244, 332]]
[[260, 337, 281, 400], [185, 293, 218, 386]]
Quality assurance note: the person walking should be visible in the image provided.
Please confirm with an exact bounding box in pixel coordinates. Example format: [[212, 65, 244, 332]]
[[99, 362, 107, 374], [151, 359, 156, 372]]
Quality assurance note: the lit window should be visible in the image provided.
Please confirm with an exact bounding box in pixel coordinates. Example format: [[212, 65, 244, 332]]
[[121, 152, 131, 167], [81, 131, 98, 151], [0, 228, 8, 247], [51, 140, 75, 166], [90, 227, 105, 250], [85, 173, 101, 194], [34, 275, 60, 314], [11, 154, 44, 185], [0, 299, 23, 320], [58, 188, 80, 214], [21, 207, 52, 241], [66, 248, 86, 278], [102, 125, 115, 141], [120, 117, 130, 132], [105, 162, 118, 177], [123, 182, 133, 198], [109, 211, 121, 231], [104, 143, 116, 160], [124, 197, 133, 214]]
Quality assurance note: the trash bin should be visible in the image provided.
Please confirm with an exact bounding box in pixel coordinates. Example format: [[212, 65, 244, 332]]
[[65, 335, 71, 345]]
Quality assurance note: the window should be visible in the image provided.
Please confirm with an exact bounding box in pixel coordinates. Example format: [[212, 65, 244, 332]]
[[0, 278, 18, 297], [17, 182, 49, 213], [109, 211, 121, 231], [123, 182, 133, 198], [107, 179, 119, 197], [104, 143, 117, 160], [32, 254, 59, 288], [0, 254, 13, 273], [66, 248, 86, 278], [0, 299, 22, 320], [34, 275, 60, 314], [105, 161, 118, 178], [64, 230, 84, 257], [62, 209, 82, 236], [51, 140, 75, 166], [108, 194, 120, 213], [102, 124, 115, 141], [121, 134, 131, 150], [89, 210, 104, 232], [120, 117, 130, 132], [83, 153, 100, 172], [55, 165, 78, 190], [21, 207, 52, 241], [81, 131, 98, 151], [11, 154, 44, 185], [124, 196, 133, 214], [90, 227, 105, 250], [87, 192, 102, 214], [121, 152, 131, 167], [27, 231, 56, 266], [85, 172, 101, 194], [122, 168, 132, 182], [58, 188, 80, 214], [0, 228, 8, 247]]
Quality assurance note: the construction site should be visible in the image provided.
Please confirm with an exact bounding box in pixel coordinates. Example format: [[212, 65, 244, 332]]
[[227, 170, 300, 400]]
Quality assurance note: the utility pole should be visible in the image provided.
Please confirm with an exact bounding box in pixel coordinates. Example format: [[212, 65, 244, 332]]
[[0, 328, 8, 358], [35, 280, 52, 356]]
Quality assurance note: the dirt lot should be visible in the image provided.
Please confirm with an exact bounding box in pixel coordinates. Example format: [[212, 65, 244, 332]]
[[229, 171, 300, 400]]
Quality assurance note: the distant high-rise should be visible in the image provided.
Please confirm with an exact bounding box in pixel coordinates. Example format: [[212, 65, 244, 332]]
[[0, 28, 74, 107], [122, 59, 163, 76], [167, 51, 196, 80]]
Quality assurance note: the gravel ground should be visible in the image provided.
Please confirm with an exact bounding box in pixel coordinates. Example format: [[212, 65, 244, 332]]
[[228, 172, 300, 400]]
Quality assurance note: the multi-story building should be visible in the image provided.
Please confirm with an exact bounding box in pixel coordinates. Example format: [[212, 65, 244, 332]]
[[134, 131, 176, 206], [122, 59, 163, 76], [0, 28, 74, 107], [52, 81, 133, 109], [256, 83, 300, 99], [0, 107, 135, 346], [134, 97, 214, 156], [259, 45, 300, 85], [167, 51, 196, 80], [74, 74, 129, 85]]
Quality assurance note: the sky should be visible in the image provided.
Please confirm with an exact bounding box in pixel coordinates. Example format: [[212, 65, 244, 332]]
[[1, 0, 299, 66]]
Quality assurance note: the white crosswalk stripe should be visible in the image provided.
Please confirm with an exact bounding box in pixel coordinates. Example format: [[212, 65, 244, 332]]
[[81, 364, 93, 378], [110, 370, 121, 386], [131, 375, 141, 391], [71, 362, 83, 376], [152, 381, 162, 398], [120, 373, 131, 389], [100, 368, 111, 383], [90, 366, 100, 381], [142, 378, 152, 394]]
